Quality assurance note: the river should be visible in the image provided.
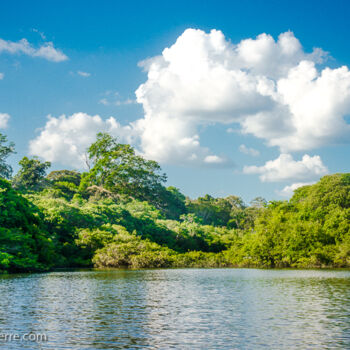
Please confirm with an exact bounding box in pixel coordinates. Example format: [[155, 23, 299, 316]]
[[0, 268, 350, 349]]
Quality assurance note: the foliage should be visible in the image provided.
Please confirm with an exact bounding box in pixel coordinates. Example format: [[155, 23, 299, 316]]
[[46, 170, 81, 199], [0, 131, 349, 272], [0, 178, 55, 272], [12, 157, 51, 191], [0, 132, 15, 179], [224, 174, 350, 268], [80, 133, 166, 207]]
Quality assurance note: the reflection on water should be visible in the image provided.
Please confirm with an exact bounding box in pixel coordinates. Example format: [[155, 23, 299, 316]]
[[0, 269, 350, 349]]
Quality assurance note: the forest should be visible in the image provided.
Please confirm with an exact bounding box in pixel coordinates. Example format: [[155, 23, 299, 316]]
[[0, 132, 349, 273]]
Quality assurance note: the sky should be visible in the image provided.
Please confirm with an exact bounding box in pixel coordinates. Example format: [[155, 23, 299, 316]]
[[0, 0, 350, 203]]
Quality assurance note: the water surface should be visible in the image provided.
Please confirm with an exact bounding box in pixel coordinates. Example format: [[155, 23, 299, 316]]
[[0, 268, 350, 349]]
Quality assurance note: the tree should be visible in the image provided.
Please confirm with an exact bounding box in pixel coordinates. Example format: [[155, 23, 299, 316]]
[[12, 156, 51, 191], [47, 170, 81, 199], [186, 194, 247, 227], [157, 186, 187, 219], [47, 170, 81, 186], [80, 133, 167, 205], [0, 178, 55, 271], [0, 132, 15, 179], [250, 197, 267, 208]]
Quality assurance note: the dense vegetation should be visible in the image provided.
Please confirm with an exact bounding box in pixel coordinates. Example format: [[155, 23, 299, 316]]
[[0, 132, 349, 272]]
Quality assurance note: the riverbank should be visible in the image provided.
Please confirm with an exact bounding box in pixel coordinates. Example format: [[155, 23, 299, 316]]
[[1, 137, 349, 273]]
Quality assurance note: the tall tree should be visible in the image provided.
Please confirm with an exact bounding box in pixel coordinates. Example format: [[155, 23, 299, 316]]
[[12, 156, 51, 191], [0, 132, 15, 179], [80, 133, 167, 205]]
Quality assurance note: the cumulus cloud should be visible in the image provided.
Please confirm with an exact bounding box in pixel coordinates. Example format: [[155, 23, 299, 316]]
[[30, 29, 350, 170], [278, 182, 314, 197], [0, 113, 10, 129], [134, 28, 349, 165], [243, 61, 350, 152], [0, 72, 3, 80], [29, 111, 227, 168], [29, 113, 136, 167], [239, 144, 260, 156], [0, 38, 68, 62], [243, 153, 328, 182]]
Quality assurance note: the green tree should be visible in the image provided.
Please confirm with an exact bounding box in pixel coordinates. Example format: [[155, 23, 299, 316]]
[[47, 170, 81, 199], [250, 197, 267, 208], [0, 132, 15, 179], [158, 186, 187, 219], [47, 170, 81, 186], [186, 194, 246, 227], [80, 133, 166, 205], [0, 178, 55, 272], [12, 157, 51, 191]]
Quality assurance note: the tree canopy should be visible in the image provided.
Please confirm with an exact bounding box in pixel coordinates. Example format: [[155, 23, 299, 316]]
[[0, 131, 349, 272], [12, 156, 51, 191], [80, 133, 167, 206], [0, 132, 15, 179]]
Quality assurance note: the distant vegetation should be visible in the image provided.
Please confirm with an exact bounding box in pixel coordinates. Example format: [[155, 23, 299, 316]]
[[0, 132, 349, 273]]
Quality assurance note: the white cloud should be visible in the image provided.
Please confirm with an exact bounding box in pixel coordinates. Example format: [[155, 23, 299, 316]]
[[98, 98, 135, 106], [29, 29, 350, 170], [278, 182, 314, 197], [114, 98, 135, 106], [0, 38, 68, 62], [134, 28, 349, 165], [98, 92, 135, 106], [77, 71, 91, 77], [204, 155, 228, 165], [243, 153, 328, 182], [242, 61, 350, 151], [32, 28, 46, 40], [29, 113, 136, 167], [29, 111, 226, 168], [99, 98, 109, 106], [0, 72, 3, 80], [239, 144, 260, 156], [0, 113, 10, 129]]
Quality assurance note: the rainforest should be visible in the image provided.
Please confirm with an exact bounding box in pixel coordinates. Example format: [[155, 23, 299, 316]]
[[0, 131, 349, 273]]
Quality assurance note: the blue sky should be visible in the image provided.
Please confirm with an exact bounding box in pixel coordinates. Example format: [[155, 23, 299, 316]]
[[0, 0, 350, 202]]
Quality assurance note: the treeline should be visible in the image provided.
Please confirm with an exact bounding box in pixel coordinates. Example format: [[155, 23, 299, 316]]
[[0, 132, 349, 272]]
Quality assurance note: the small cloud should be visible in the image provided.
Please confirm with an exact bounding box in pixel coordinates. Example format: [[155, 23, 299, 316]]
[[0, 72, 3, 80], [77, 71, 91, 77], [99, 98, 109, 106], [226, 128, 239, 134], [12, 61, 21, 70], [278, 182, 314, 197], [204, 155, 225, 164], [203, 154, 234, 168], [114, 98, 135, 106], [0, 113, 10, 129], [243, 153, 328, 182], [99, 91, 136, 106], [0, 37, 68, 62], [239, 144, 260, 157], [32, 28, 47, 40]]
